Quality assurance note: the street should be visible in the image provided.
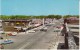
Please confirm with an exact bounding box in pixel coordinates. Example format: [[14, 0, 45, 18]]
[[0, 0, 79, 49], [3, 24, 61, 49]]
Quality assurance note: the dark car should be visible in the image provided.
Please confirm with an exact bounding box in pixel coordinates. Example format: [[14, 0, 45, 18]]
[[0, 36, 3, 39]]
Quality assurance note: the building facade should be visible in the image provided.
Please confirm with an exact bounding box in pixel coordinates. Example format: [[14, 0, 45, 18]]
[[2, 19, 32, 32]]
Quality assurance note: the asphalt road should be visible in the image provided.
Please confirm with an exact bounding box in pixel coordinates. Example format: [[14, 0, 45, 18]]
[[3, 24, 61, 49]]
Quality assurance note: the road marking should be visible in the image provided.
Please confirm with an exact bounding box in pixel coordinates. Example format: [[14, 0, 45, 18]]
[[18, 42, 31, 49], [18, 26, 53, 49]]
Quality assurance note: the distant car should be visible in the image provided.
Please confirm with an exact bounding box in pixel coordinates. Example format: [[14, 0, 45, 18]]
[[0, 44, 4, 49], [54, 30, 60, 32], [56, 26, 61, 29], [0, 36, 3, 39], [8, 32, 17, 36], [40, 27, 47, 32], [0, 30, 4, 33], [53, 28, 60, 32], [0, 40, 13, 44], [34, 28, 39, 31], [12, 32, 17, 36], [8, 33, 12, 36], [0, 35, 3, 39], [53, 26, 55, 27], [56, 26, 63, 30], [45, 24, 51, 26], [27, 27, 32, 30], [0, 31, 4, 34], [27, 30, 35, 33], [0, 40, 4, 44], [1, 33, 5, 34]]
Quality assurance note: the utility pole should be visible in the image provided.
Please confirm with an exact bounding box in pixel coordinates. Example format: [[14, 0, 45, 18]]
[[43, 18, 45, 27], [61, 16, 64, 24]]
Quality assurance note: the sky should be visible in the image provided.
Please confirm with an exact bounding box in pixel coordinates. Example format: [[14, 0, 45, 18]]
[[1, 0, 79, 15]]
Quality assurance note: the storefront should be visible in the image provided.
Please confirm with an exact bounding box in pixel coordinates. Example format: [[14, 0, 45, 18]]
[[2, 19, 32, 31]]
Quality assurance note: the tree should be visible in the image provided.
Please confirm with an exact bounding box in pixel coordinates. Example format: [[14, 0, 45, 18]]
[[63, 15, 79, 18], [47, 15, 62, 19], [0, 15, 78, 19]]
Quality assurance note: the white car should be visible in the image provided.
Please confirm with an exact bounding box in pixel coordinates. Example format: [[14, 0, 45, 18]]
[[34, 28, 39, 31], [12, 32, 17, 36], [27, 30, 35, 33], [0, 31, 4, 34]]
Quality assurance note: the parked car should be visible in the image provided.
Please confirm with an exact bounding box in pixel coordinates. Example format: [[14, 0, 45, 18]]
[[45, 24, 51, 26], [0, 40, 4, 44], [56, 26, 63, 30], [8, 32, 17, 36], [0, 44, 4, 49], [27, 30, 35, 33], [53, 28, 60, 32], [12, 32, 17, 36], [34, 28, 39, 31], [0, 40, 13, 44], [0, 36, 3, 39], [0, 35, 3, 39], [40, 27, 47, 32], [56, 26, 61, 29], [0, 30, 4, 33], [54, 30, 60, 32], [8, 33, 12, 36], [1, 33, 5, 34]]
